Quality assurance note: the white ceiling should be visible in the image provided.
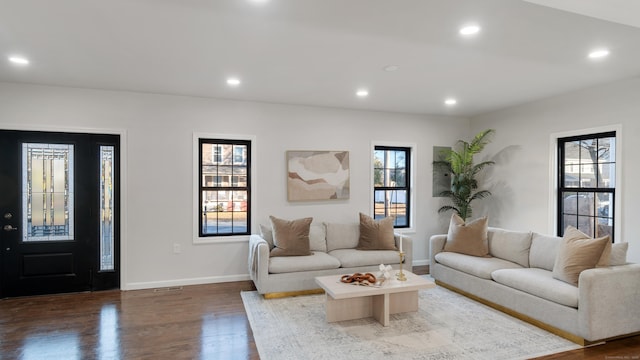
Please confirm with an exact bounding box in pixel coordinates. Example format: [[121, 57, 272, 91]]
[[1, 0, 640, 117]]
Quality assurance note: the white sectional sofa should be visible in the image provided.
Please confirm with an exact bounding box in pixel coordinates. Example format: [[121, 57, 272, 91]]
[[249, 222, 412, 298], [430, 227, 640, 345]]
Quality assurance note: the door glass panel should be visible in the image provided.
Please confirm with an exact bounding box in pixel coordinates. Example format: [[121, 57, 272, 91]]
[[100, 146, 115, 271], [22, 143, 74, 242]]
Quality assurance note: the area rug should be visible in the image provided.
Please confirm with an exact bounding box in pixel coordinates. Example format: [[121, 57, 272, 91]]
[[241, 283, 581, 360]]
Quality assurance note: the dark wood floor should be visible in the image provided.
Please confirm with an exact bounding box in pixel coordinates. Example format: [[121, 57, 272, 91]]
[[0, 265, 638, 359]]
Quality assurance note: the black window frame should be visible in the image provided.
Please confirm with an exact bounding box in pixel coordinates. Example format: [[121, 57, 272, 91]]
[[557, 131, 615, 241], [199, 138, 251, 237], [373, 145, 411, 228]]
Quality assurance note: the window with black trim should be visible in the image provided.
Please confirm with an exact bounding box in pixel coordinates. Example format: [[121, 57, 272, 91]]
[[199, 139, 250, 236], [557, 131, 615, 240], [373, 146, 410, 228]]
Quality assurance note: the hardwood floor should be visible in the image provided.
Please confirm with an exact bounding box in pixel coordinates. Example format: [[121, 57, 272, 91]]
[[0, 265, 638, 359], [0, 281, 259, 359]]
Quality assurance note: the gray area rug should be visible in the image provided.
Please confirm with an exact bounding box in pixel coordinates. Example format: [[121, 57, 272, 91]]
[[242, 284, 581, 360]]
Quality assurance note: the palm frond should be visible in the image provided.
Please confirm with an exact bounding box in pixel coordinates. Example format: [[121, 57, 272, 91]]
[[438, 205, 459, 215], [433, 129, 496, 220]]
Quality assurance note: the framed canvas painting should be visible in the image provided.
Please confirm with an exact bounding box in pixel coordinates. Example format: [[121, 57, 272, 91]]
[[287, 150, 350, 201]]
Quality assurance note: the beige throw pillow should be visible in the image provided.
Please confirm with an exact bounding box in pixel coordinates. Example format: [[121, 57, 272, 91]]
[[552, 226, 610, 286], [356, 213, 397, 250], [444, 214, 489, 257], [269, 216, 313, 257]]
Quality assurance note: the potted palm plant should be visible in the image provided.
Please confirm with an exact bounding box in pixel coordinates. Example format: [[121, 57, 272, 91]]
[[433, 129, 495, 220]]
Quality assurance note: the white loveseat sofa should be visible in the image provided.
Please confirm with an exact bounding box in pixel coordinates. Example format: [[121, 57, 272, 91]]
[[430, 227, 640, 345], [249, 222, 412, 298]]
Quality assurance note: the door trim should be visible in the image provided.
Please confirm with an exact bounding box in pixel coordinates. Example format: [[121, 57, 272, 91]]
[[0, 124, 129, 290]]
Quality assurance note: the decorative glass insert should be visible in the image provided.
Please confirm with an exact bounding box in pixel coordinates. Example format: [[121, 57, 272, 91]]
[[100, 146, 115, 271], [22, 143, 74, 242]]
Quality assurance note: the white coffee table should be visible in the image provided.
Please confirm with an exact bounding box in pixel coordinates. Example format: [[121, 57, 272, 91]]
[[315, 270, 435, 326]]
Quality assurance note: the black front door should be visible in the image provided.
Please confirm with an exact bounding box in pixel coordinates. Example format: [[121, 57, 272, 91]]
[[0, 130, 120, 297]]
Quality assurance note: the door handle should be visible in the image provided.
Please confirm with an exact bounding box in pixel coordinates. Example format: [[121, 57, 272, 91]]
[[3, 225, 18, 232]]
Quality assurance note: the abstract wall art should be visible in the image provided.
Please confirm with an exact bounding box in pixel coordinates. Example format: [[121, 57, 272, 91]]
[[287, 150, 350, 201]]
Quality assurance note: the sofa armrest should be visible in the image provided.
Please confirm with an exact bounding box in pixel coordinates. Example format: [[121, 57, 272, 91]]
[[578, 264, 640, 340], [395, 235, 413, 271], [429, 234, 447, 266], [248, 234, 270, 291]]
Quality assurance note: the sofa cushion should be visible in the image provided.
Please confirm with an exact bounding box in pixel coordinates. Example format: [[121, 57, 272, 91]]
[[269, 216, 313, 257], [552, 226, 609, 286], [434, 252, 523, 280], [529, 233, 562, 271], [325, 223, 360, 251], [444, 214, 489, 257], [259, 223, 275, 249], [611, 242, 629, 266], [492, 268, 579, 308], [329, 249, 400, 268], [309, 223, 327, 252], [356, 213, 397, 250], [268, 252, 341, 274], [488, 228, 532, 267]]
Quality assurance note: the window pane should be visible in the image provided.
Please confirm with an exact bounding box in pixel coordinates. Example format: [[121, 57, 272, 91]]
[[394, 150, 406, 169], [202, 165, 217, 186], [233, 145, 246, 164], [562, 214, 576, 231], [598, 163, 615, 188], [100, 146, 115, 271], [395, 168, 406, 187], [390, 190, 408, 227], [576, 216, 594, 237], [579, 140, 595, 165], [576, 192, 594, 216], [22, 143, 74, 242], [562, 192, 578, 215], [598, 137, 614, 162]]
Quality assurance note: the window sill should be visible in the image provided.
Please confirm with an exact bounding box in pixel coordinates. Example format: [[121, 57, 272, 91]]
[[194, 235, 250, 245]]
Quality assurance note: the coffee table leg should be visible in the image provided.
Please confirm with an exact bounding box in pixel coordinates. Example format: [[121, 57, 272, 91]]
[[372, 293, 390, 326], [324, 290, 420, 326], [325, 294, 372, 322]]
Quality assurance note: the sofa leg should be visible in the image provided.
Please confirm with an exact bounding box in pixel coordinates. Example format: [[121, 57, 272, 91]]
[[264, 288, 325, 299]]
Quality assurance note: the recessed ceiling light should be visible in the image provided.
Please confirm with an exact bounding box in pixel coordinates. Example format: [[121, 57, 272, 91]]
[[249, 0, 269, 4], [356, 89, 369, 97], [226, 78, 241, 86], [445, 98, 457, 106], [383, 65, 399, 72], [8, 56, 29, 65], [588, 49, 610, 59], [459, 25, 480, 36]]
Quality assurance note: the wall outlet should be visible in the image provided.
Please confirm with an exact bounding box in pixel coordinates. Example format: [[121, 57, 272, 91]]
[[173, 243, 181, 254]]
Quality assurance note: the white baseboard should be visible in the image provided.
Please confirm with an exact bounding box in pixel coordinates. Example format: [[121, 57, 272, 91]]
[[123, 273, 251, 291], [412, 259, 430, 266]]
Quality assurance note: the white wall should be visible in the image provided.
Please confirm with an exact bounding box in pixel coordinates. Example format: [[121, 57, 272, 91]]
[[0, 82, 469, 289], [471, 77, 640, 263]]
